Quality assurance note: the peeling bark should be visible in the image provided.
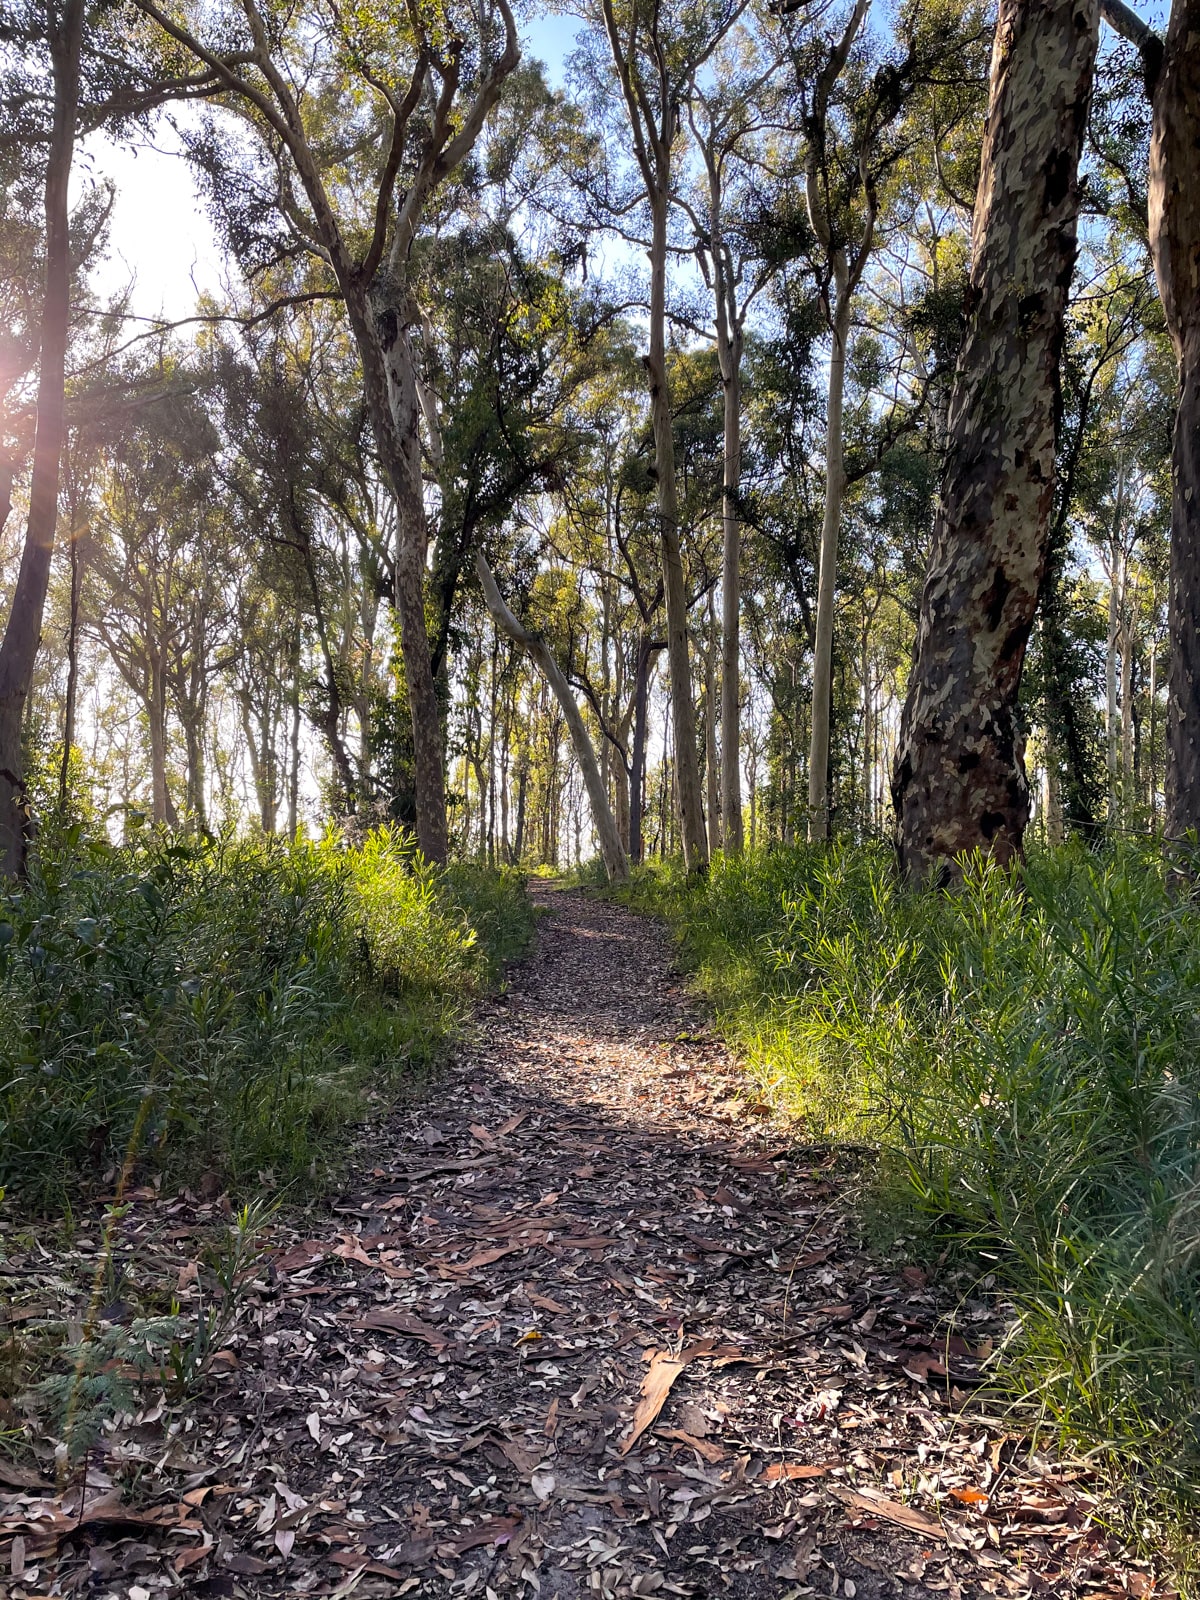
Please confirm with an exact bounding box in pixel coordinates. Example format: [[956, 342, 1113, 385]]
[[892, 0, 1099, 881]]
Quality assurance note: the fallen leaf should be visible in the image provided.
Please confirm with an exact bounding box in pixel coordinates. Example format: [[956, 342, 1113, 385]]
[[619, 1339, 722, 1456], [528, 1292, 570, 1314], [350, 1310, 448, 1350], [657, 1427, 725, 1463], [763, 1461, 833, 1482], [829, 1484, 945, 1540]]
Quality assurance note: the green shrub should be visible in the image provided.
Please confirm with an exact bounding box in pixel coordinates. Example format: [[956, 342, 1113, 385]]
[[626, 841, 1200, 1558], [0, 827, 531, 1210]]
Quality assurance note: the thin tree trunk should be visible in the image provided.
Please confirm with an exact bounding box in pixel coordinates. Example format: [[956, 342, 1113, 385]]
[[711, 216, 744, 853], [287, 625, 302, 837], [1149, 0, 1200, 839], [513, 755, 527, 862], [648, 196, 708, 874], [1120, 581, 1135, 805], [705, 590, 721, 856], [1147, 630, 1159, 822], [476, 553, 629, 882], [1045, 722, 1065, 843], [58, 502, 83, 810], [148, 655, 177, 828], [629, 634, 655, 867], [1106, 544, 1121, 818], [809, 281, 851, 841], [892, 0, 1099, 880], [0, 0, 84, 875]]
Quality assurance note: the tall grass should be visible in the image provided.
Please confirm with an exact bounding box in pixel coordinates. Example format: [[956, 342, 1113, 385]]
[[0, 827, 532, 1210], [623, 842, 1200, 1554]]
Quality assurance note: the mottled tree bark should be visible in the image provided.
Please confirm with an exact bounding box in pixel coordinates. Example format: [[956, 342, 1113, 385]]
[[892, 0, 1099, 881], [1149, 0, 1200, 839], [0, 0, 84, 875]]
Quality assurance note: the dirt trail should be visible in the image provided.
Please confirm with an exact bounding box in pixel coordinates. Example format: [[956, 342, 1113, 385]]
[[11, 887, 1130, 1597]]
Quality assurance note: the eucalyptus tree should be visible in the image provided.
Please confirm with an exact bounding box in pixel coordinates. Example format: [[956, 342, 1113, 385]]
[[88, 387, 225, 827], [569, 0, 753, 874], [682, 26, 790, 854], [778, 0, 985, 841], [1146, 0, 1200, 838], [0, 0, 84, 873], [133, 0, 521, 864], [892, 0, 1101, 881]]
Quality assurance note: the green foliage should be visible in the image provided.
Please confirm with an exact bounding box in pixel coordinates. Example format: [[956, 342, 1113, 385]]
[[626, 843, 1200, 1555], [31, 1198, 273, 1459], [0, 828, 531, 1210]]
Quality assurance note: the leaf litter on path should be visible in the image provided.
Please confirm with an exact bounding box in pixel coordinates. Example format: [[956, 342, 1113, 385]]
[[0, 886, 1154, 1599]]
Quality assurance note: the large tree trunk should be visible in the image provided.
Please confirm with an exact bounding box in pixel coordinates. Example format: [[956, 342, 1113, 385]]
[[475, 553, 629, 883], [0, 0, 84, 875], [648, 196, 708, 874], [1150, 0, 1200, 840], [892, 0, 1099, 881], [374, 298, 449, 865], [808, 280, 851, 841]]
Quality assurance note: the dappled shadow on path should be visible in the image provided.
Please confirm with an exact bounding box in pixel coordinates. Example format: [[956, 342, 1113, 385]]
[[11, 887, 1137, 1598]]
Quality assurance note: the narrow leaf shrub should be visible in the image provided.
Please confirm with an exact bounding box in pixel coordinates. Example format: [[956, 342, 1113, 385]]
[[626, 841, 1200, 1547], [0, 827, 532, 1209]]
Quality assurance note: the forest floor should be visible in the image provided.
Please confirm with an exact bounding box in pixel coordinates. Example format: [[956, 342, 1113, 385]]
[[1, 886, 1153, 1600]]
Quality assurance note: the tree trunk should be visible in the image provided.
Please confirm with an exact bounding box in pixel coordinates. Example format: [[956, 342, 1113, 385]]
[[376, 301, 449, 864], [513, 754, 528, 862], [1106, 543, 1121, 818], [648, 195, 708, 874], [0, 0, 84, 875], [1120, 581, 1135, 805], [713, 237, 744, 854], [148, 654, 177, 828], [287, 624, 302, 837], [809, 277, 851, 841], [705, 591, 721, 856], [182, 710, 208, 832], [892, 0, 1099, 881], [629, 633, 655, 867], [58, 503, 83, 810], [476, 553, 629, 882], [1149, 0, 1200, 840]]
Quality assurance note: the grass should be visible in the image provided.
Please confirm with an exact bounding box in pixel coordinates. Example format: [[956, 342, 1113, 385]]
[[0, 825, 534, 1211], [618, 840, 1200, 1573]]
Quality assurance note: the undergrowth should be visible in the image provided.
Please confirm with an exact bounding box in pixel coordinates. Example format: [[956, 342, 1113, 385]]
[[0, 826, 533, 1211], [620, 841, 1200, 1577]]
